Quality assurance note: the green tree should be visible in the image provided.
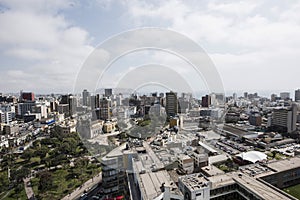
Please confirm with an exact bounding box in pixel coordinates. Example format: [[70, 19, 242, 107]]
[[38, 171, 53, 191], [21, 148, 35, 161]]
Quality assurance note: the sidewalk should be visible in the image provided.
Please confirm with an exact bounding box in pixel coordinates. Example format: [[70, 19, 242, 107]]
[[62, 172, 102, 200], [24, 177, 35, 200]]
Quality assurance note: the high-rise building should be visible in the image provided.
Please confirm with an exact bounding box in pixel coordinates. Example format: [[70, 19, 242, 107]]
[[201, 95, 211, 108], [17, 102, 36, 117], [249, 113, 262, 126], [0, 110, 13, 124], [68, 96, 77, 117], [280, 92, 290, 100], [166, 91, 178, 117], [32, 104, 48, 118], [233, 93, 237, 101], [59, 94, 77, 117], [271, 104, 297, 133], [20, 91, 35, 101], [271, 94, 277, 102], [82, 89, 90, 106], [104, 88, 113, 97], [295, 89, 300, 102], [100, 98, 111, 120], [101, 143, 136, 199], [60, 95, 69, 104]]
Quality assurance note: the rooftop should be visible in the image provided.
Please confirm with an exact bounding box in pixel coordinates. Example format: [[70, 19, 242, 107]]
[[208, 174, 235, 188], [179, 173, 210, 191], [232, 173, 294, 200], [201, 165, 225, 177], [267, 156, 300, 172], [139, 170, 177, 199]]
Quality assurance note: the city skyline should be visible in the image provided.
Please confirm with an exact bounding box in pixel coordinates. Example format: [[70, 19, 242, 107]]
[[0, 0, 300, 93]]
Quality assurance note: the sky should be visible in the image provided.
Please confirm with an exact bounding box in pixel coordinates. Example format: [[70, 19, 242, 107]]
[[0, 0, 300, 97]]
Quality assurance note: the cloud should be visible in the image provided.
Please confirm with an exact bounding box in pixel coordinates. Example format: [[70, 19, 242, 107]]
[[125, 0, 300, 92], [1, 0, 300, 94], [0, 0, 94, 93], [207, 1, 259, 16]]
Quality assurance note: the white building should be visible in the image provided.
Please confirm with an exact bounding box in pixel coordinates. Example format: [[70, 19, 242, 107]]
[[178, 173, 211, 200], [32, 104, 48, 118], [0, 110, 13, 124]]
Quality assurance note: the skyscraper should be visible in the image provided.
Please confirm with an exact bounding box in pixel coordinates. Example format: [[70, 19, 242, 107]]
[[280, 92, 290, 100], [104, 88, 113, 97], [271, 104, 297, 133], [166, 91, 178, 117], [201, 95, 211, 108], [20, 91, 35, 102], [99, 97, 111, 120], [82, 89, 90, 106], [295, 89, 300, 102]]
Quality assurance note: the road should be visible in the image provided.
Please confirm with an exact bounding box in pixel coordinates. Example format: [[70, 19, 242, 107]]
[[61, 172, 102, 200]]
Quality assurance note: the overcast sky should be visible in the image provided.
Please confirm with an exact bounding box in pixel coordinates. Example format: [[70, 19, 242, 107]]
[[0, 0, 300, 97]]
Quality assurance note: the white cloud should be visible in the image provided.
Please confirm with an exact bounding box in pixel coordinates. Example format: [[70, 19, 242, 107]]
[[125, 0, 300, 92], [1, 0, 300, 94], [0, 0, 94, 93], [207, 1, 259, 16]]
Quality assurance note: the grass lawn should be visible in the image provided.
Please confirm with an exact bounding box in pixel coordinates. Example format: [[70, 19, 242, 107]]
[[30, 156, 41, 163], [284, 184, 300, 199]]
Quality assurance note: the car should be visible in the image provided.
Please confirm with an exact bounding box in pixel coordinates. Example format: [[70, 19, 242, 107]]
[[80, 193, 88, 200]]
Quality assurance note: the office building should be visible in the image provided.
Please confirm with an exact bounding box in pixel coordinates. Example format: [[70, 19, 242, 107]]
[[101, 143, 137, 199], [68, 95, 77, 117], [17, 102, 36, 117], [280, 92, 290, 100], [100, 98, 111, 120], [20, 91, 35, 101], [295, 89, 300, 102], [233, 93, 237, 101], [271, 104, 297, 133], [201, 95, 211, 108], [166, 92, 178, 117], [82, 89, 90, 106], [0, 111, 13, 124], [32, 104, 48, 118], [59, 94, 77, 117], [77, 119, 103, 139], [105, 88, 113, 97], [178, 173, 211, 200], [57, 104, 69, 116], [249, 113, 262, 126]]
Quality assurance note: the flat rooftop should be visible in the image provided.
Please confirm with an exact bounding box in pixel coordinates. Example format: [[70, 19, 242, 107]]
[[239, 164, 273, 178], [101, 143, 126, 160], [223, 124, 251, 137], [208, 174, 235, 188], [139, 170, 175, 199], [267, 156, 300, 172], [199, 141, 218, 154], [232, 173, 293, 200], [179, 173, 210, 191], [201, 165, 225, 177], [209, 154, 230, 164]]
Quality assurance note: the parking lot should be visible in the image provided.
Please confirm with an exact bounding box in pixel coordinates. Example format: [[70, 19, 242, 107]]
[[211, 138, 254, 156]]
